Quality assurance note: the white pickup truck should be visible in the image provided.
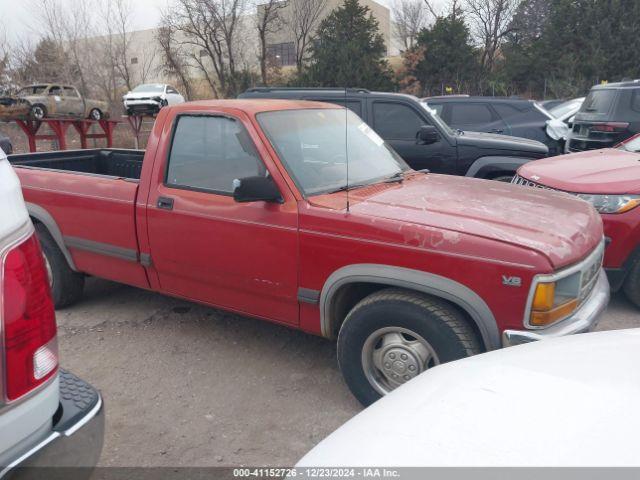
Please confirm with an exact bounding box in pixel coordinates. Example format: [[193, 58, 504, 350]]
[[0, 149, 104, 478]]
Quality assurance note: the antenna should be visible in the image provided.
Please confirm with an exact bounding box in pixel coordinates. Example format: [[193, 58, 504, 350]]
[[345, 86, 350, 213]]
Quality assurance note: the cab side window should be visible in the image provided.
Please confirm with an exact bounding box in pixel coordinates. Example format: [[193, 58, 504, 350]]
[[166, 115, 266, 195], [373, 102, 424, 140], [63, 87, 79, 97]]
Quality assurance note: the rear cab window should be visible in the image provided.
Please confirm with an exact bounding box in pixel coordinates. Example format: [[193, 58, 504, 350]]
[[165, 115, 266, 195]]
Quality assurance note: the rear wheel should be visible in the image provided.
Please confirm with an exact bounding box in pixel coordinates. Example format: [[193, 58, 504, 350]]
[[337, 288, 481, 406], [623, 255, 640, 309], [35, 223, 85, 309]]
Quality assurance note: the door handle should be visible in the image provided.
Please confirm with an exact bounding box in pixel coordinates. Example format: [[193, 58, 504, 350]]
[[157, 196, 174, 210], [489, 129, 504, 134]]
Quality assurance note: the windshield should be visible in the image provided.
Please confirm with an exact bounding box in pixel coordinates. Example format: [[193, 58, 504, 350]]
[[620, 134, 640, 152], [258, 109, 409, 196], [419, 101, 455, 135], [132, 84, 165, 93], [581, 89, 617, 114], [17, 85, 48, 96], [549, 98, 584, 120]]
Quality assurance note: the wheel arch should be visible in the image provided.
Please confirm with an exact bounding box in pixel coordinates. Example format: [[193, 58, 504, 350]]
[[319, 264, 501, 351], [26, 202, 78, 271], [465, 156, 535, 179]]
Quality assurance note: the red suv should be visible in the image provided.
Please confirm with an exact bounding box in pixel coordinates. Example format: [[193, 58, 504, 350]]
[[515, 134, 640, 308]]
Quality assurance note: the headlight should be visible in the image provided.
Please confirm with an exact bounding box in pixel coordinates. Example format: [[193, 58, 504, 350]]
[[576, 194, 640, 214], [529, 271, 581, 327]]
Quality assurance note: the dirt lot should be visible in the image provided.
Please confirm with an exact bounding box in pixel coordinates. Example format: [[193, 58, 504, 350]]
[[56, 278, 640, 467]]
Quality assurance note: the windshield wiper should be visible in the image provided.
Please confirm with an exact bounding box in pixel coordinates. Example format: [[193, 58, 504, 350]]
[[325, 182, 371, 194], [383, 172, 405, 184]]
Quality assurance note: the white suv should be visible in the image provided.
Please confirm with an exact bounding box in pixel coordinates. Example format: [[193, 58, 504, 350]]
[[0, 149, 103, 478], [123, 83, 185, 116]]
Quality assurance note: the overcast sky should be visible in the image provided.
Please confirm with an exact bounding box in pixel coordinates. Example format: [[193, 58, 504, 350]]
[[0, 0, 404, 42]]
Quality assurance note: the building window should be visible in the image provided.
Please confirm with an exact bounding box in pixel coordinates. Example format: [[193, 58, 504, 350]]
[[266, 42, 295, 67], [200, 49, 207, 57], [131, 57, 138, 65]]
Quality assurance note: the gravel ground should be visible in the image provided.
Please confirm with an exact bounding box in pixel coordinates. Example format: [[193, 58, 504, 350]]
[[56, 279, 640, 467]]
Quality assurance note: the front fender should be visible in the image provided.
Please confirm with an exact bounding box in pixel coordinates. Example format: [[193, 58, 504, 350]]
[[465, 156, 537, 179], [320, 264, 501, 351]]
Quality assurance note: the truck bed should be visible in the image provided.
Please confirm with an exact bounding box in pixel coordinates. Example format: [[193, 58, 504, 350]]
[[9, 149, 145, 180]]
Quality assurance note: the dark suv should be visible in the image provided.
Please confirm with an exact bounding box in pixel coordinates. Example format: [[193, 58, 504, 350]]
[[240, 88, 548, 181], [424, 96, 562, 155], [568, 80, 640, 152]]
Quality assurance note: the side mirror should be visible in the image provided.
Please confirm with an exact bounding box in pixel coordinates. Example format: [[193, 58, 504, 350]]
[[233, 176, 282, 203], [416, 125, 439, 145]]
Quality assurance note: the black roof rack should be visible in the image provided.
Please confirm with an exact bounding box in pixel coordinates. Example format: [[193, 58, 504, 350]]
[[245, 87, 371, 94]]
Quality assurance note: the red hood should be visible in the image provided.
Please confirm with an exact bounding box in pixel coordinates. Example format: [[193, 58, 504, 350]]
[[518, 149, 640, 194], [310, 174, 602, 269]]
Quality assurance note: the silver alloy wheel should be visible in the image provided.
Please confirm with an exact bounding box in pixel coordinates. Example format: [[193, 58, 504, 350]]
[[32, 106, 45, 120], [90, 109, 102, 120], [42, 252, 54, 290], [361, 327, 440, 395]]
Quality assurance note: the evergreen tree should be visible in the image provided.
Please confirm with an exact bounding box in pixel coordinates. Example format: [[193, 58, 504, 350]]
[[303, 0, 394, 90], [410, 13, 478, 96]]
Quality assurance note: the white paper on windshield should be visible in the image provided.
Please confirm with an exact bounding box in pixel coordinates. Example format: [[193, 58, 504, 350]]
[[358, 122, 385, 147]]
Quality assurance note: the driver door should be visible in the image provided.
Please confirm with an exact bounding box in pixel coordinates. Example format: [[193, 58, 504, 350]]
[[145, 113, 300, 325]]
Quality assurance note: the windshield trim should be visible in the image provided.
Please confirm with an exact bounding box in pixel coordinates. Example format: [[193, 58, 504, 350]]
[[256, 108, 409, 198], [419, 101, 455, 136]]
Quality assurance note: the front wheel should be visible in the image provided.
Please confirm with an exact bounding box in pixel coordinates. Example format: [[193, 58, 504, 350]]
[[30, 104, 47, 120], [623, 254, 640, 309], [337, 289, 481, 406]]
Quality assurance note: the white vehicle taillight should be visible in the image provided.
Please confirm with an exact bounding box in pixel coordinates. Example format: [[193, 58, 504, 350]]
[[2, 233, 58, 401]]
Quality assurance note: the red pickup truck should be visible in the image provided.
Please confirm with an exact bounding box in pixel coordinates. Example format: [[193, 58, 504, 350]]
[[514, 133, 640, 309], [9, 100, 609, 406]]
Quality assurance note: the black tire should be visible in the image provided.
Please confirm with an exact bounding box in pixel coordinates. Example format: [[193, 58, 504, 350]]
[[30, 104, 47, 120], [89, 108, 102, 121], [35, 223, 85, 309], [623, 255, 640, 309], [337, 288, 481, 407]]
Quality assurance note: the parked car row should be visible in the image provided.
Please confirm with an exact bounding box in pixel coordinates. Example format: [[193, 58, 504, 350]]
[[240, 88, 548, 181]]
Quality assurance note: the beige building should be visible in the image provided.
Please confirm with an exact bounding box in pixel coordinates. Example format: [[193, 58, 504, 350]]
[[262, 0, 392, 67], [86, 0, 393, 94]]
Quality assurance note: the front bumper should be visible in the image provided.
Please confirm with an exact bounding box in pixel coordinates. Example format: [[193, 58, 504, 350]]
[[502, 270, 610, 347], [1, 370, 104, 480]]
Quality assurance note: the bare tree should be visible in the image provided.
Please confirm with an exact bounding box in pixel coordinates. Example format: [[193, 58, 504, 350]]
[[255, 0, 286, 85], [392, 0, 430, 51], [156, 24, 194, 100], [286, 0, 327, 74], [464, 0, 519, 71], [162, 0, 249, 98], [101, 0, 136, 91]]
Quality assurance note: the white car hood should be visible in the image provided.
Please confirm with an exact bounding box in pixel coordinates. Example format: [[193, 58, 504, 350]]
[[298, 329, 640, 467], [0, 151, 29, 238], [546, 118, 570, 141], [125, 91, 163, 99]]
